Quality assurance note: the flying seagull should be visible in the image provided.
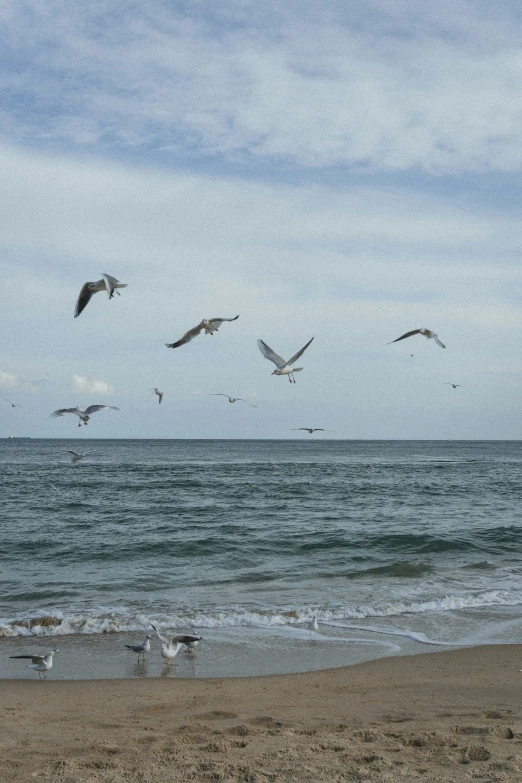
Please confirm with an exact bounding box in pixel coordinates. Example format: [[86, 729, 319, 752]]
[[208, 394, 257, 408], [125, 634, 151, 662], [9, 648, 59, 679], [150, 388, 164, 404], [166, 315, 239, 349], [257, 337, 314, 383], [387, 329, 445, 348], [74, 273, 127, 318], [3, 398, 22, 408], [291, 428, 328, 435], [64, 449, 88, 463], [51, 405, 120, 427], [443, 383, 461, 389], [151, 624, 202, 653]]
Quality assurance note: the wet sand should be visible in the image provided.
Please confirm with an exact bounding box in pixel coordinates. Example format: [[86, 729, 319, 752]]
[[1, 645, 521, 781]]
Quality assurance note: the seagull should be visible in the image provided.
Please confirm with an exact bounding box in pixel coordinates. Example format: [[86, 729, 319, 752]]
[[166, 316, 239, 349], [64, 449, 88, 463], [291, 428, 328, 434], [308, 614, 319, 635], [3, 398, 22, 408], [74, 273, 127, 317], [387, 329, 445, 348], [257, 337, 314, 383], [9, 648, 59, 679], [443, 383, 461, 389], [150, 388, 164, 404], [124, 634, 151, 662], [50, 405, 120, 427], [151, 624, 202, 654], [208, 394, 257, 408]]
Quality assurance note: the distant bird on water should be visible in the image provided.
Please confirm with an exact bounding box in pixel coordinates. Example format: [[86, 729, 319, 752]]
[[208, 394, 257, 408], [308, 614, 319, 634], [150, 388, 164, 404], [387, 328, 445, 348], [166, 316, 239, 349], [125, 634, 151, 662], [292, 428, 328, 435], [443, 383, 460, 389], [9, 648, 59, 679], [51, 405, 120, 427], [257, 337, 314, 383], [74, 273, 127, 317], [64, 449, 88, 463]]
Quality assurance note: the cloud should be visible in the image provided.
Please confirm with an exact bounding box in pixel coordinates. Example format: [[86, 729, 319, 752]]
[[0, 371, 17, 389], [2, 1, 522, 172], [73, 374, 115, 396]]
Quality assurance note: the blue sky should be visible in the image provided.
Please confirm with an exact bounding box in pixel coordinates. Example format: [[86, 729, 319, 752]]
[[2, 0, 522, 439]]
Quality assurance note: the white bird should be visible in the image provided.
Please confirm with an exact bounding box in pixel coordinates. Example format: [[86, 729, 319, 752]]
[[64, 449, 88, 463], [443, 383, 461, 389], [125, 634, 151, 661], [166, 316, 239, 349], [151, 624, 202, 654], [257, 337, 314, 383], [208, 394, 257, 408], [50, 405, 120, 427], [150, 388, 164, 404], [387, 329, 445, 348], [291, 428, 328, 434], [308, 614, 319, 634], [74, 273, 127, 317], [10, 648, 59, 679]]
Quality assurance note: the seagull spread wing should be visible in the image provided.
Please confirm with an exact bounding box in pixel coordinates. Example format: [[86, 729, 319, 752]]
[[51, 407, 82, 417], [208, 315, 239, 328], [287, 336, 314, 366], [432, 333, 446, 348], [166, 322, 205, 349], [238, 399, 257, 407], [150, 624, 169, 645], [82, 405, 120, 416], [257, 339, 286, 368], [9, 654, 46, 663], [102, 273, 117, 299], [74, 283, 95, 318], [65, 450, 82, 456], [387, 329, 422, 344], [172, 634, 201, 645]]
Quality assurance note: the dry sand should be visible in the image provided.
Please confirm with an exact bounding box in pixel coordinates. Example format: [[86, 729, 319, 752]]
[[1, 645, 521, 782]]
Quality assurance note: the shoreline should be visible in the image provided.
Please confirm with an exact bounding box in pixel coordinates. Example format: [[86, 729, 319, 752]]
[[3, 644, 521, 781]]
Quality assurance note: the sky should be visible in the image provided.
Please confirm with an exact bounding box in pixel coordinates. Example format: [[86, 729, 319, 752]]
[[2, 0, 522, 439]]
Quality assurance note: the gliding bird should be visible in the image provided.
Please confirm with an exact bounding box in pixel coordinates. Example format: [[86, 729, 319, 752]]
[[9, 648, 59, 679], [51, 405, 120, 427], [3, 398, 22, 408], [257, 337, 314, 383], [292, 428, 328, 435], [74, 273, 127, 317], [387, 329, 445, 348], [208, 394, 257, 408], [64, 449, 88, 463], [443, 383, 460, 389], [166, 316, 239, 349], [150, 388, 164, 404]]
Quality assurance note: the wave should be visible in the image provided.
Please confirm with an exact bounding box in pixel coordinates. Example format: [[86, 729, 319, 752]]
[[2, 589, 521, 638]]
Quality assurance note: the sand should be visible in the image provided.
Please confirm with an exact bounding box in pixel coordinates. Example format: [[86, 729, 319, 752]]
[[1, 645, 521, 782]]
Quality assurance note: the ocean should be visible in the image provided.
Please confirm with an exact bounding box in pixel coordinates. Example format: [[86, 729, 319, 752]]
[[2, 439, 522, 679]]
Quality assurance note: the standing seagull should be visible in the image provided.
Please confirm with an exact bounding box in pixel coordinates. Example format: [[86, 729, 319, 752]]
[[74, 273, 127, 317], [51, 405, 120, 427], [150, 388, 164, 404], [9, 648, 59, 679], [308, 614, 319, 635], [257, 337, 314, 383], [443, 383, 461, 389], [387, 329, 445, 348], [291, 428, 328, 435], [208, 394, 257, 408], [64, 449, 88, 463], [166, 316, 239, 349], [125, 634, 151, 662]]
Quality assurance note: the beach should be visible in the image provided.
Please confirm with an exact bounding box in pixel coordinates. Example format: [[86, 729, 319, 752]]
[[2, 645, 521, 782]]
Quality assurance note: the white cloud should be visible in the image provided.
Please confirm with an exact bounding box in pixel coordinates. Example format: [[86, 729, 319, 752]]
[[1, 1, 522, 172], [73, 374, 115, 396], [0, 371, 17, 389]]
